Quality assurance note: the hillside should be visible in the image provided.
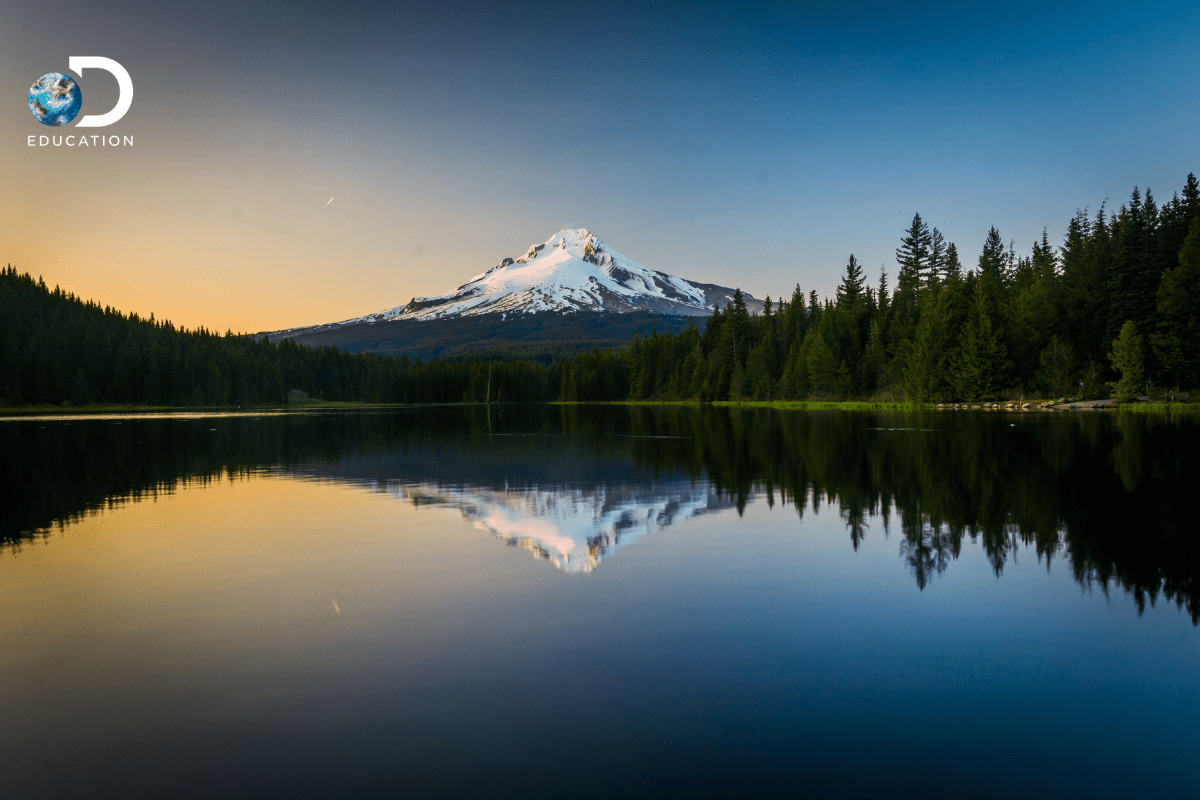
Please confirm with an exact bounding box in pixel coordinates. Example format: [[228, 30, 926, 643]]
[[264, 310, 701, 360]]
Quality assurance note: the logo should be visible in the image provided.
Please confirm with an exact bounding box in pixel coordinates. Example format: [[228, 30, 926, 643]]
[[28, 73, 82, 126], [27, 57, 133, 128]]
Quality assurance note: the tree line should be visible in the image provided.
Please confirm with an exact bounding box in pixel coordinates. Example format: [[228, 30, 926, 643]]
[[604, 173, 1199, 403], [0, 267, 559, 407], [2, 173, 1197, 408]]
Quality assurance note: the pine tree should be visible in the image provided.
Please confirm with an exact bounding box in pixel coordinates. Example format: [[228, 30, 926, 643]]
[[891, 215, 931, 362], [1036, 336, 1076, 398], [904, 291, 949, 401], [836, 254, 866, 308], [954, 279, 1009, 401], [895, 213, 932, 296], [778, 284, 808, 356], [942, 243, 962, 282], [1032, 229, 1058, 279], [928, 227, 946, 289], [860, 318, 888, 396], [1109, 186, 1158, 335], [727, 361, 747, 401], [779, 341, 808, 399], [1056, 204, 1113, 365], [805, 331, 837, 397], [1183, 172, 1200, 216], [1152, 216, 1200, 389], [727, 289, 750, 366], [978, 227, 1006, 284], [1108, 320, 1145, 401], [745, 337, 774, 400]]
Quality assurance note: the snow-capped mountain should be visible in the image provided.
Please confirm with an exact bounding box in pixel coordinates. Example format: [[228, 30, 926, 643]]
[[331, 228, 760, 325]]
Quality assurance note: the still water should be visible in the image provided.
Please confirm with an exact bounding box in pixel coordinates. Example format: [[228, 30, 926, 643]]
[[2, 406, 1197, 798]]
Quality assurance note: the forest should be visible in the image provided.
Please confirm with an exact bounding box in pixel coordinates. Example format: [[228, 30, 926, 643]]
[[602, 173, 1200, 404], [1, 173, 1197, 407]]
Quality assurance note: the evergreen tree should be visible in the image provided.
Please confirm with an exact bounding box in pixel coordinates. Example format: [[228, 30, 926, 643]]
[[978, 226, 1007, 284], [1056, 205, 1112, 365], [861, 318, 888, 395], [891, 215, 931, 367], [778, 341, 806, 399], [954, 279, 1009, 400], [1007, 238, 1055, 391], [1152, 216, 1200, 389], [1109, 186, 1158, 336], [895, 212, 932, 296], [1108, 320, 1145, 401], [1036, 336, 1076, 398], [745, 336, 775, 399], [1184, 172, 1200, 219], [800, 328, 837, 397], [1031, 229, 1058, 279], [835, 254, 866, 308], [779, 284, 809, 355], [904, 290, 950, 401], [928, 227, 946, 289], [942, 243, 962, 282]]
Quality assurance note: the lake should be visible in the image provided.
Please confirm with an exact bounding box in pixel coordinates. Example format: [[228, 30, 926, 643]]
[[2, 406, 1197, 799]]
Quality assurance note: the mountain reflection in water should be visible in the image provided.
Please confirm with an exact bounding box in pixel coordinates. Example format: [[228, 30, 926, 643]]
[[385, 481, 732, 572], [2, 405, 1197, 620]]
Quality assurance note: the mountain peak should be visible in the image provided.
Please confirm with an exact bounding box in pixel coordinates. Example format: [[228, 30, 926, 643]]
[[327, 228, 761, 326]]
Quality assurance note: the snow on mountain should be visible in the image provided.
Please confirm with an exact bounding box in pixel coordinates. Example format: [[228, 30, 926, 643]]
[[330, 228, 759, 325]]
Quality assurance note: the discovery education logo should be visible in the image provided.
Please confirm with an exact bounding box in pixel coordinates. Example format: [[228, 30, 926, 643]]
[[26, 56, 134, 148]]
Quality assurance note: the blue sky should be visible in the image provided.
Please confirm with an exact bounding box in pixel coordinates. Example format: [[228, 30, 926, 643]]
[[3, 1, 1197, 330]]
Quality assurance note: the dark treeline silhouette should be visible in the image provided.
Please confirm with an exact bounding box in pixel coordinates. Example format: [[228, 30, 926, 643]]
[[3, 406, 1196, 622], [3, 174, 1197, 407], [0, 267, 560, 406]]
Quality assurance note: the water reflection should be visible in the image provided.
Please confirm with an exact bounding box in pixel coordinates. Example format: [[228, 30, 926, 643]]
[[2, 405, 1197, 620], [385, 481, 732, 572]]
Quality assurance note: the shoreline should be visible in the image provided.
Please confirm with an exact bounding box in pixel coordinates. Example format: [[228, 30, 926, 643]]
[[3, 398, 1197, 418]]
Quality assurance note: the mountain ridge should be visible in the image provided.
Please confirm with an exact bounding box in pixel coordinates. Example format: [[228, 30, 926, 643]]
[[265, 227, 762, 358], [281, 228, 761, 328]]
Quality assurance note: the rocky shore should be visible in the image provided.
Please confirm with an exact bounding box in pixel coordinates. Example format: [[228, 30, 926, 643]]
[[934, 398, 1114, 411]]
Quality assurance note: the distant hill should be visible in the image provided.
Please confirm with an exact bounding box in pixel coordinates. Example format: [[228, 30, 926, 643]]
[[263, 310, 701, 361]]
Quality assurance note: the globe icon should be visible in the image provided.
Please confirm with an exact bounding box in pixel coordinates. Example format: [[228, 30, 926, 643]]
[[28, 72, 82, 126]]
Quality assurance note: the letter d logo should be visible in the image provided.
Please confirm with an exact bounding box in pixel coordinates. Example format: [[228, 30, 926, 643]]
[[69, 56, 132, 127]]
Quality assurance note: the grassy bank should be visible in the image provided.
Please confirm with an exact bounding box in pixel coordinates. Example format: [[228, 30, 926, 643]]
[[1107, 401, 1200, 413]]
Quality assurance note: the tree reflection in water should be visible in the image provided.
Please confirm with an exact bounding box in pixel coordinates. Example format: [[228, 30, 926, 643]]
[[2, 405, 1196, 621]]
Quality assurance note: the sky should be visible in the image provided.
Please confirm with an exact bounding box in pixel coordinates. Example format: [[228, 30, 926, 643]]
[[2, 0, 1198, 333]]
